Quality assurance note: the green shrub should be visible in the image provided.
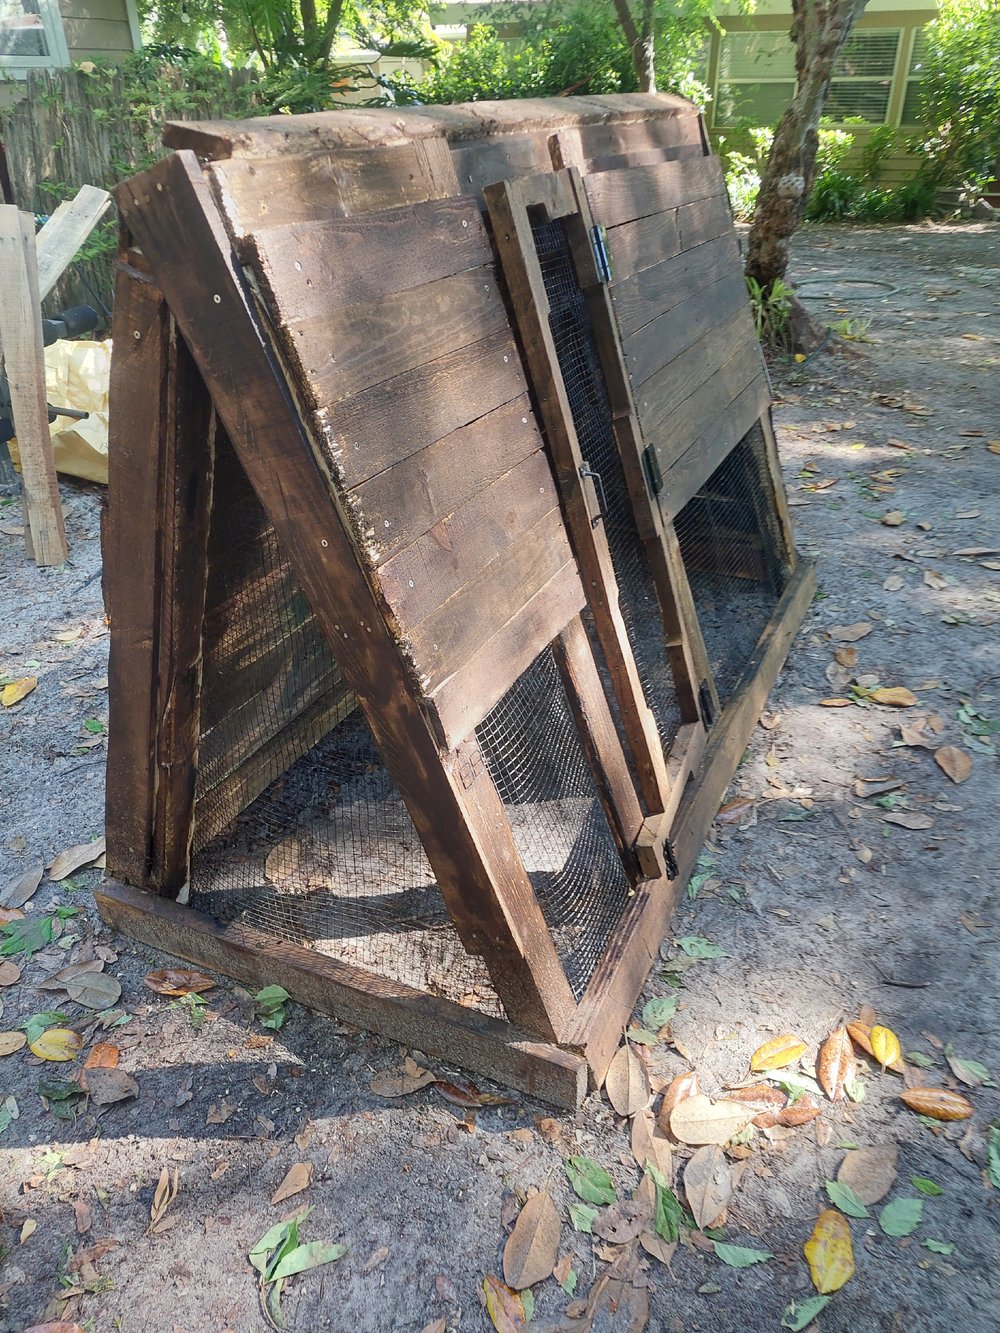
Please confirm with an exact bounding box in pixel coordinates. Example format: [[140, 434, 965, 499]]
[[917, 0, 1000, 189], [806, 168, 863, 220]]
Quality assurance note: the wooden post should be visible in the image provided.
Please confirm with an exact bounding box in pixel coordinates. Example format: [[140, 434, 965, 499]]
[[114, 150, 577, 1042], [0, 207, 68, 565]]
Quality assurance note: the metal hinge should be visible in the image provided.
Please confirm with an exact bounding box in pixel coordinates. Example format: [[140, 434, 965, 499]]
[[663, 837, 679, 881], [589, 224, 612, 284], [642, 444, 663, 498], [698, 680, 716, 727]]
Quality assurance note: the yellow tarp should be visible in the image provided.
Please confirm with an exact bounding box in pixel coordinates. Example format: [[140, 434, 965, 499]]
[[9, 339, 110, 485]]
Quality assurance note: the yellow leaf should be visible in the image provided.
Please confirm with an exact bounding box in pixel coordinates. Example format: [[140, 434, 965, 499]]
[[820, 698, 852, 707], [900, 1087, 973, 1121], [988, 441, 1000, 455], [483, 1274, 527, 1332], [870, 1025, 901, 1070], [794, 353, 806, 363], [868, 687, 917, 707], [1, 677, 37, 708], [750, 1033, 807, 1072], [881, 511, 905, 526], [805, 1208, 855, 1293], [29, 1028, 82, 1062]]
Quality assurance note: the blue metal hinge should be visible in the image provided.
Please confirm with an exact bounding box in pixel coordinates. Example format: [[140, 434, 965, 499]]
[[590, 224, 612, 284]]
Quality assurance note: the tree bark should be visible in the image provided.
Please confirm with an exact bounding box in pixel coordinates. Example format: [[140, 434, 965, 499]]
[[612, 0, 656, 93], [745, 0, 869, 293]]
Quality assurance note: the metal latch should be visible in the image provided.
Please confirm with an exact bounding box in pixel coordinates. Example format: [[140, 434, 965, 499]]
[[642, 444, 663, 498], [579, 463, 609, 528], [589, 224, 612, 284]]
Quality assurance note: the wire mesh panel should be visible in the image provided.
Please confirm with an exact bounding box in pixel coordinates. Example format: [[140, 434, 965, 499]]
[[476, 647, 632, 1001], [530, 215, 682, 750], [674, 424, 788, 703]]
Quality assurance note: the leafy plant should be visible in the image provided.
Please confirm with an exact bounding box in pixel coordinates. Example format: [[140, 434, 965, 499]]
[[250, 1209, 347, 1328], [746, 275, 795, 352], [916, 0, 1000, 190], [254, 984, 291, 1030]]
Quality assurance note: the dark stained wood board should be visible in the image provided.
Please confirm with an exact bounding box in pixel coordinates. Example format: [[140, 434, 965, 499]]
[[598, 186, 731, 283], [613, 233, 744, 344], [584, 156, 728, 229], [97, 880, 589, 1109], [621, 268, 751, 385]]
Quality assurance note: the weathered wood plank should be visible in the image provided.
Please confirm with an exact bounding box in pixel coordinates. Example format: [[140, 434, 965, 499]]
[[582, 143, 706, 174], [116, 150, 577, 1040], [405, 506, 572, 692], [0, 208, 68, 565], [605, 190, 732, 284], [450, 132, 552, 195], [614, 233, 743, 345], [630, 303, 758, 418], [429, 560, 584, 749], [34, 183, 111, 301], [96, 880, 588, 1109], [377, 448, 557, 629], [103, 259, 167, 886], [242, 195, 491, 316], [624, 265, 746, 381], [280, 265, 510, 407], [584, 156, 727, 229], [350, 393, 541, 567], [320, 330, 527, 490], [207, 137, 459, 238]]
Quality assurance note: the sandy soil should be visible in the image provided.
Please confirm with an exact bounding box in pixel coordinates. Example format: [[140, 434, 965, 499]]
[[0, 220, 998, 1333]]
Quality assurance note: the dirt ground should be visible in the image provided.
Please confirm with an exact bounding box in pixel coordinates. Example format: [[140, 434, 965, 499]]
[[1, 220, 998, 1333]]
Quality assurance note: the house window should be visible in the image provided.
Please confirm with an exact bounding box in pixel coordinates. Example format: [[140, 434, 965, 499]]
[[1, 0, 69, 69], [716, 27, 901, 126], [900, 29, 926, 126]]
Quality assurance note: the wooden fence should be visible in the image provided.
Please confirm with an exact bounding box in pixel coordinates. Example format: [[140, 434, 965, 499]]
[[0, 64, 259, 315]]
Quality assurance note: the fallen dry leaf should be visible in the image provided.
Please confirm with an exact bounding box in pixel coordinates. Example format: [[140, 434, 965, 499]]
[[882, 511, 905, 526], [725, 1084, 786, 1107], [923, 569, 948, 590], [805, 1208, 855, 1294], [592, 1198, 652, 1245], [0, 960, 21, 986], [148, 1166, 180, 1234], [370, 1057, 436, 1098], [144, 968, 216, 996], [84, 1043, 120, 1069], [827, 623, 872, 643], [1, 677, 37, 707], [883, 574, 904, 591], [0, 865, 43, 910], [846, 1023, 904, 1074], [29, 1028, 83, 1062], [750, 1033, 807, 1072], [833, 646, 858, 668], [503, 1189, 560, 1289], [657, 1070, 700, 1130], [270, 1161, 313, 1205], [883, 812, 934, 830], [206, 1099, 236, 1124], [630, 1107, 673, 1177], [483, 1274, 526, 1332], [683, 1145, 732, 1229], [817, 1028, 856, 1102], [870, 1025, 902, 1070], [38, 959, 104, 991], [837, 1144, 898, 1205], [605, 1041, 650, 1117], [48, 838, 106, 882], [65, 972, 122, 1010], [0, 1030, 27, 1056], [22, 1324, 87, 1333], [779, 1096, 822, 1127], [669, 1094, 753, 1146], [900, 1087, 973, 1121], [83, 1068, 138, 1106], [419, 1322, 446, 1333], [934, 746, 972, 784], [820, 697, 852, 707], [869, 687, 918, 707]]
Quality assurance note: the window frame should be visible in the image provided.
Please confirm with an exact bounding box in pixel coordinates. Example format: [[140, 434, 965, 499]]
[[0, 0, 71, 75]]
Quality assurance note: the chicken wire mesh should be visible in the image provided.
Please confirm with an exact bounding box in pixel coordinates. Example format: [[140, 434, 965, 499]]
[[188, 437, 503, 1016], [531, 214, 682, 753], [674, 425, 788, 703], [476, 646, 632, 1001]]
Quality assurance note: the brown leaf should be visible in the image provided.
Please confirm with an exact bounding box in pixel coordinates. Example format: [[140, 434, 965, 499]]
[[669, 1094, 753, 1146], [683, 1145, 732, 1230], [0, 906, 25, 925], [84, 1043, 120, 1070], [38, 959, 104, 991], [750, 1033, 807, 1072], [65, 972, 122, 1011], [869, 687, 918, 707], [820, 697, 852, 707], [656, 1070, 700, 1131], [419, 1322, 447, 1333], [725, 1085, 787, 1107], [827, 622, 873, 642], [144, 968, 216, 996], [900, 1087, 973, 1121], [502, 1189, 560, 1289], [592, 1198, 651, 1245], [934, 746, 972, 784], [836, 1144, 898, 1205], [923, 569, 948, 590], [817, 1027, 855, 1101], [0, 864, 43, 909], [48, 838, 106, 882], [834, 645, 858, 668], [22, 1325, 88, 1333], [0, 960, 21, 986], [605, 1041, 650, 1117], [434, 1076, 485, 1108], [206, 1099, 236, 1124], [73, 1197, 93, 1235], [0, 1030, 27, 1056], [882, 511, 905, 526], [884, 812, 934, 830], [83, 1069, 138, 1106], [483, 1274, 526, 1332], [779, 1096, 822, 1127], [630, 1108, 673, 1178], [148, 1166, 179, 1233], [370, 1060, 436, 1098], [270, 1161, 313, 1205]]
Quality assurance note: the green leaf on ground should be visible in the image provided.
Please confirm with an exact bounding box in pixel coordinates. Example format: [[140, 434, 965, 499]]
[[24, 1011, 70, 1045], [567, 1201, 599, 1233], [911, 1176, 943, 1196], [988, 1125, 1000, 1190], [641, 996, 678, 1030], [674, 936, 727, 960], [713, 1242, 773, 1268], [565, 1156, 617, 1205], [922, 1238, 954, 1255], [254, 984, 290, 1031], [879, 1197, 923, 1237], [906, 1052, 934, 1068], [0, 915, 55, 958], [521, 1288, 535, 1322], [781, 1296, 831, 1330], [271, 1239, 347, 1280], [825, 1180, 870, 1218], [626, 1026, 660, 1046]]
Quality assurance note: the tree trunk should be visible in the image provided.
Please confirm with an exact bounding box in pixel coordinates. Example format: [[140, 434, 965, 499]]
[[612, 0, 656, 93], [745, 0, 869, 293]]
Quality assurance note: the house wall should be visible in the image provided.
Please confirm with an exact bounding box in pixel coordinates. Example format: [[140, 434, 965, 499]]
[[60, 0, 141, 61]]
